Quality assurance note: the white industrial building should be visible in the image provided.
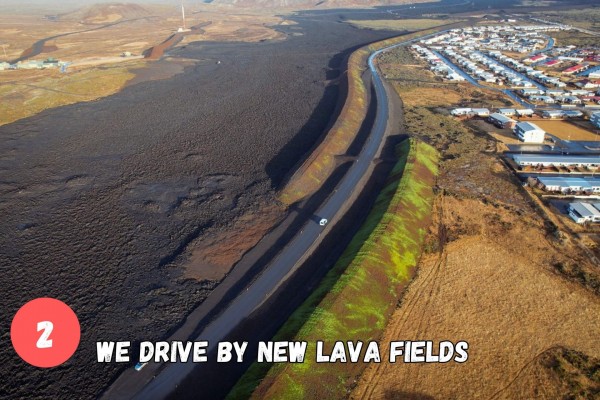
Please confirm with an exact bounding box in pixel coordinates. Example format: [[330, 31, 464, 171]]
[[536, 177, 600, 193], [471, 108, 490, 117], [489, 113, 516, 129], [512, 154, 600, 168], [513, 122, 545, 142], [542, 110, 564, 118], [591, 111, 600, 129], [498, 108, 517, 116], [450, 108, 490, 117], [568, 202, 600, 224], [515, 109, 535, 117]]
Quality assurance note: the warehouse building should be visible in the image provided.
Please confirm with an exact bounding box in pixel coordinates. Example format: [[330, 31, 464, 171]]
[[498, 108, 517, 116], [471, 108, 490, 117], [542, 110, 564, 118], [513, 154, 600, 168], [513, 121, 546, 142], [450, 108, 490, 117], [591, 111, 600, 128], [515, 108, 535, 117], [488, 113, 517, 129], [568, 202, 600, 224], [536, 177, 600, 193]]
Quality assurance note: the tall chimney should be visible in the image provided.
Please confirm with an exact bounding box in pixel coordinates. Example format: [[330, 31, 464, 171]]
[[181, 2, 185, 29]]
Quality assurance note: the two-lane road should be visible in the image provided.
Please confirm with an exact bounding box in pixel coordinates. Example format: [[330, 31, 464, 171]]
[[105, 34, 426, 400]]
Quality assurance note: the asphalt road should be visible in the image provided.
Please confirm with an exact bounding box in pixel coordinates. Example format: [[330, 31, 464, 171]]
[[106, 34, 426, 400]]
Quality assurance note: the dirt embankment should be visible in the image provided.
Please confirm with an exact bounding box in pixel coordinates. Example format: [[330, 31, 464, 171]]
[[242, 139, 439, 399], [278, 43, 370, 205], [143, 33, 185, 59], [143, 22, 212, 60]]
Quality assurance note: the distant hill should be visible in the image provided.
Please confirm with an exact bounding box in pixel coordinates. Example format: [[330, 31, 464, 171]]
[[212, 0, 432, 8], [62, 3, 153, 24]]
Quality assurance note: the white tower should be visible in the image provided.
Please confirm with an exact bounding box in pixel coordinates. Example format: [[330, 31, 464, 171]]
[[181, 2, 186, 30]]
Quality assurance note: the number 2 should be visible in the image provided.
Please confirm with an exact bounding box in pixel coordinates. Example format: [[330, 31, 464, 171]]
[[36, 321, 53, 349]]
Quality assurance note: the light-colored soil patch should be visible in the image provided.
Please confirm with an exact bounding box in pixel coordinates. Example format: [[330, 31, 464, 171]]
[[184, 203, 284, 281], [534, 120, 600, 141]]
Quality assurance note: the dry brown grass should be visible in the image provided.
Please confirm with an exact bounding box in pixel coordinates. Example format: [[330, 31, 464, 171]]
[[399, 86, 464, 107], [0, 62, 141, 126], [353, 196, 600, 400], [534, 120, 600, 141]]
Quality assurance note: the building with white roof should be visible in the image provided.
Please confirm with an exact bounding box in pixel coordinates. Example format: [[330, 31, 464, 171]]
[[513, 122, 545, 142]]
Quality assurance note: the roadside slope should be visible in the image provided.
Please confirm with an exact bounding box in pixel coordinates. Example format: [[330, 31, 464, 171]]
[[231, 138, 439, 399]]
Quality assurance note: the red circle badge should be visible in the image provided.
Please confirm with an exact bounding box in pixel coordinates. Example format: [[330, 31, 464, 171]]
[[11, 298, 81, 368]]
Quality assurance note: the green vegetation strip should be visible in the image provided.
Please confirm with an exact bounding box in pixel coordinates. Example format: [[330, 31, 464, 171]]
[[229, 138, 439, 400], [280, 24, 452, 205]]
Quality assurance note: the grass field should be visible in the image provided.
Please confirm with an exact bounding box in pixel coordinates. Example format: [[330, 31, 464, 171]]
[[533, 120, 600, 141], [347, 18, 461, 32], [0, 63, 141, 126], [231, 138, 439, 400], [379, 45, 516, 108]]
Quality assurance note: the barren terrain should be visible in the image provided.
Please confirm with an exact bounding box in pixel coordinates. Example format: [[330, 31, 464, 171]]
[[212, 0, 436, 9], [347, 18, 461, 31]]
